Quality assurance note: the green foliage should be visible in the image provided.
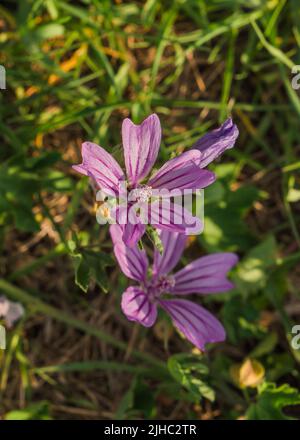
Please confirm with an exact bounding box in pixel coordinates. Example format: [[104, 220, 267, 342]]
[[222, 297, 263, 344], [168, 354, 215, 402], [5, 401, 51, 420], [0, 164, 39, 232], [202, 165, 259, 252], [0, 152, 67, 232], [68, 237, 114, 293], [247, 383, 300, 420], [146, 225, 164, 254], [250, 332, 278, 359], [116, 378, 156, 420], [234, 235, 277, 294]]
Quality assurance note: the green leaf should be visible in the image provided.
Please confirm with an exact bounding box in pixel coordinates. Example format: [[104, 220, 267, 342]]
[[204, 180, 225, 205], [250, 332, 278, 358], [234, 235, 277, 294], [202, 182, 258, 252], [5, 401, 51, 420], [168, 353, 215, 402], [133, 380, 156, 419], [247, 382, 300, 420], [26, 152, 61, 170], [115, 378, 156, 420], [43, 170, 74, 192], [72, 254, 90, 293], [115, 386, 135, 420], [12, 205, 39, 232], [32, 23, 65, 41], [222, 297, 262, 344], [0, 158, 63, 232], [83, 250, 113, 293], [287, 188, 300, 203], [70, 245, 114, 293]]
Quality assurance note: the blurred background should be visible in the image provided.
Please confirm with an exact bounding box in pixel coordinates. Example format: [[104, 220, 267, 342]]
[[0, 0, 300, 420]]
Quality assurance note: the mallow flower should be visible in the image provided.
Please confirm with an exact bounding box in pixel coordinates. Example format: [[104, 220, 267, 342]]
[[73, 114, 216, 247], [192, 118, 239, 168], [110, 225, 238, 350]]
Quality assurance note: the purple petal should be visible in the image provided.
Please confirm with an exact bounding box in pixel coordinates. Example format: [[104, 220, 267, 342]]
[[73, 142, 125, 193], [192, 118, 239, 168], [149, 200, 203, 235], [149, 150, 215, 191], [153, 230, 187, 277], [121, 222, 146, 248], [122, 114, 161, 185], [110, 225, 148, 281], [111, 205, 146, 248], [173, 253, 238, 294], [159, 298, 225, 350], [121, 287, 157, 327]]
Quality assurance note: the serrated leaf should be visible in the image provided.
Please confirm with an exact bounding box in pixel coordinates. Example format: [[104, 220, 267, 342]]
[[247, 382, 300, 420], [71, 246, 114, 293], [168, 353, 215, 402], [72, 254, 90, 293]]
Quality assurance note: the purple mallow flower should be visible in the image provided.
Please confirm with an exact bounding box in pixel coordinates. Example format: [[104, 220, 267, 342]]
[[73, 114, 216, 247], [193, 118, 239, 168], [110, 225, 238, 351]]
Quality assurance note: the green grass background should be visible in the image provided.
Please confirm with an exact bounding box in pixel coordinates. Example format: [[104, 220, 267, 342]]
[[0, 0, 300, 420]]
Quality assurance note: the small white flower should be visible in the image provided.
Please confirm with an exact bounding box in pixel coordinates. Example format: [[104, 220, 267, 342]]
[[0, 296, 24, 328]]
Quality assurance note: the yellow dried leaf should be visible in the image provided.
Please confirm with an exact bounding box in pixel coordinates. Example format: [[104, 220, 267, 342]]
[[230, 358, 265, 388]]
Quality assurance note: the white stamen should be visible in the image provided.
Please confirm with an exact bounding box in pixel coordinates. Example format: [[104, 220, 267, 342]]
[[131, 185, 153, 203]]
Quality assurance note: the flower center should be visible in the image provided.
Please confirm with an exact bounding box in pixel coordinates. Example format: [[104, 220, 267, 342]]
[[156, 275, 176, 294], [130, 185, 153, 203], [147, 275, 176, 301]]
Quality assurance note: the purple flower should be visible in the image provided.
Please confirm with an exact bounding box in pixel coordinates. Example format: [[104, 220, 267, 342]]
[[193, 118, 239, 168], [0, 296, 24, 328], [73, 114, 215, 247], [110, 225, 238, 350]]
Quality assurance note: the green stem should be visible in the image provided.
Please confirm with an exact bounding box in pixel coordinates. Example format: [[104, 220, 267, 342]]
[[152, 98, 291, 112], [8, 244, 67, 281], [32, 361, 166, 378], [276, 251, 300, 267], [0, 279, 166, 372]]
